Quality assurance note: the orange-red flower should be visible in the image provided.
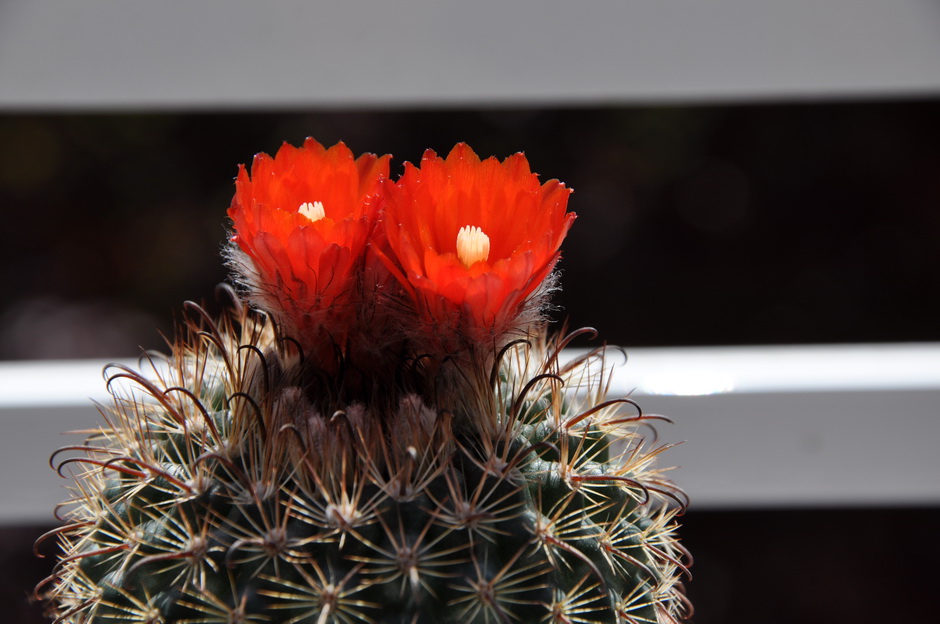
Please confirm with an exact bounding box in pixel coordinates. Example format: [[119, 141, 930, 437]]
[[381, 143, 575, 344], [227, 138, 390, 344]]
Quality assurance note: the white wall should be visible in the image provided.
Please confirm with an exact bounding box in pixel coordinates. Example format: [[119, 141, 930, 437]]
[[3, 345, 940, 523], [2, 0, 940, 110]]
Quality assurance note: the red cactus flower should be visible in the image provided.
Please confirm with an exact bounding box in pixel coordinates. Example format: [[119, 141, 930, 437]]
[[381, 143, 575, 345], [227, 138, 390, 345]]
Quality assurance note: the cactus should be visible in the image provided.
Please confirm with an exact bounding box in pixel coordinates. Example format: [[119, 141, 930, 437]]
[[39, 140, 691, 623]]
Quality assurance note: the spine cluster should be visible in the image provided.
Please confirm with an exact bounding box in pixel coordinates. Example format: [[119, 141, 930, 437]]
[[40, 298, 690, 623]]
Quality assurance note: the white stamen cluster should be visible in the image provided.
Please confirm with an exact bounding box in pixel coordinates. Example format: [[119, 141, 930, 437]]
[[298, 201, 326, 222], [456, 225, 490, 268]]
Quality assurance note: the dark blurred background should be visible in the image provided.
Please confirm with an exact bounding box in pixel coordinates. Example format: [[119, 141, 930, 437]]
[[2, 102, 940, 360]]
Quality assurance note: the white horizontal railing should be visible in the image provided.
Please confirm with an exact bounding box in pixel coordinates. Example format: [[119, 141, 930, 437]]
[[2, 0, 940, 110], [2, 343, 939, 524]]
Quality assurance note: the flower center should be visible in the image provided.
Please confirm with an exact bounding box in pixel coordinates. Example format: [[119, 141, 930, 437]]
[[298, 201, 325, 222], [456, 225, 490, 268]]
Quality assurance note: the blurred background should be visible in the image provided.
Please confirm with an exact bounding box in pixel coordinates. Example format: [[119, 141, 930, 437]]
[[2, 105, 940, 360], [3, 1, 940, 622]]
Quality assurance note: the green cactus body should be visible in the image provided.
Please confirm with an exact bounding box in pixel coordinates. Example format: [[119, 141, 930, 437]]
[[41, 301, 690, 624], [40, 139, 690, 622]]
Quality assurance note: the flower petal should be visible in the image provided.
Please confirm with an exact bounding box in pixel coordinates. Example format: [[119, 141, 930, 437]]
[[227, 138, 391, 346], [382, 143, 575, 344]]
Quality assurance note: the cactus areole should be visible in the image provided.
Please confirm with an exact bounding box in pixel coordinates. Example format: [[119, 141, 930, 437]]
[[39, 140, 692, 623]]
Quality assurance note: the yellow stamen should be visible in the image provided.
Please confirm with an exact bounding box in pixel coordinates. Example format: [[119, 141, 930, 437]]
[[298, 201, 325, 222], [456, 225, 490, 268]]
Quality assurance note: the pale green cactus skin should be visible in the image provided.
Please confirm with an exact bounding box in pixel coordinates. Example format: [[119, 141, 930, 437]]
[[40, 299, 690, 623]]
